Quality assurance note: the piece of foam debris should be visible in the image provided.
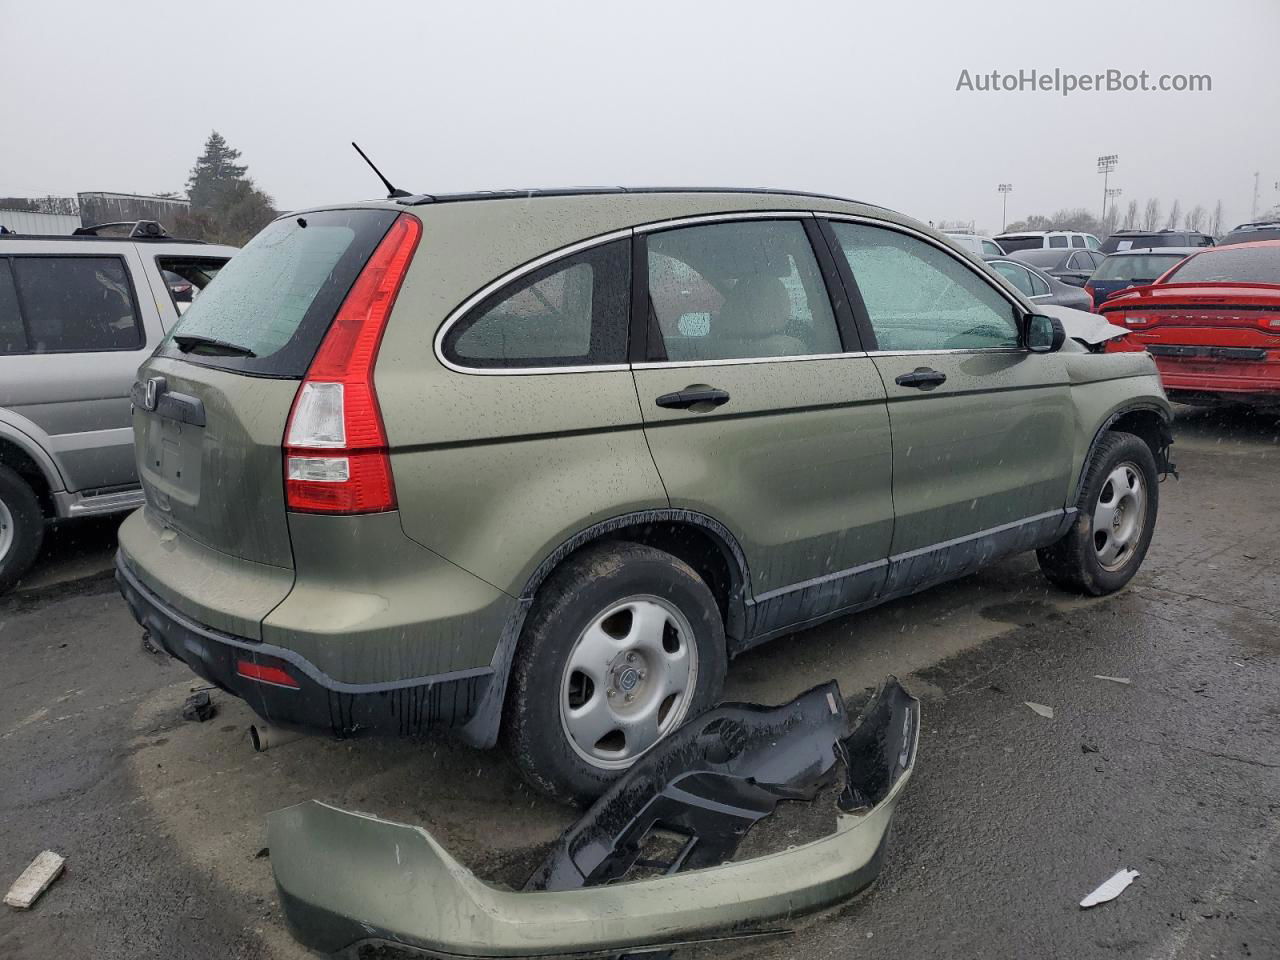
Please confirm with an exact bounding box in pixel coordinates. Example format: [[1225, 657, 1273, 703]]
[[1080, 868, 1139, 908], [4, 851, 65, 909], [1094, 675, 1132, 685], [1024, 701, 1054, 719]]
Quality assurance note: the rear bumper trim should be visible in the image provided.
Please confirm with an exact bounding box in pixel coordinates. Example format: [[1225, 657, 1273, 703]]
[[268, 680, 919, 958], [116, 550, 493, 736]]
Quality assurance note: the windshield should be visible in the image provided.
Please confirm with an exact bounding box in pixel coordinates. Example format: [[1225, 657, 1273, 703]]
[[1094, 253, 1187, 282], [157, 207, 398, 376], [1164, 246, 1280, 285]]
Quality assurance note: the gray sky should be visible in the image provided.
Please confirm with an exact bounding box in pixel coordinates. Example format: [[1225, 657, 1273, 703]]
[[2, 0, 1278, 233]]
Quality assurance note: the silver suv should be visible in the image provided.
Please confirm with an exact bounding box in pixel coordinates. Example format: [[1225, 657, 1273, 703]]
[[0, 222, 236, 591]]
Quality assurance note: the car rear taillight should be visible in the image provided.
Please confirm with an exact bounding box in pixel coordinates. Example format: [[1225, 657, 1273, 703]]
[[1083, 284, 1096, 311], [284, 213, 421, 514]]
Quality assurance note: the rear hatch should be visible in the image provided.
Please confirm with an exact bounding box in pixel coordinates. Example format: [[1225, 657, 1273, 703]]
[[128, 208, 403, 621]]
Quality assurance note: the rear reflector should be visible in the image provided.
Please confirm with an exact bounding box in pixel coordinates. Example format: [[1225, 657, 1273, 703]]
[[284, 213, 422, 514], [236, 659, 300, 689]]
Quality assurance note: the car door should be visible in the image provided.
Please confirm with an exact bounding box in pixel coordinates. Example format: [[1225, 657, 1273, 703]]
[[822, 218, 1074, 594], [632, 216, 894, 639], [0, 247, 160, 493]]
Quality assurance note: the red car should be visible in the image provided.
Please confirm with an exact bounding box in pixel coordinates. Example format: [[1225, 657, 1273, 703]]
[[1101, 240, 1280, 406]]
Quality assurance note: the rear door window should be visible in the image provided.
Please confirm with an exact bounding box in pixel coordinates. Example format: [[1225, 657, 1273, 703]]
[[443, 240, 630, 369], [992, 261, 1034, 296], [6, 255, 142, 353], [157, 208, 398, 377], [643, 220, 841, 362], [1070, 236, 1086, 248], [1049, 236, 1069, 248], [0, 260, 28, 354]]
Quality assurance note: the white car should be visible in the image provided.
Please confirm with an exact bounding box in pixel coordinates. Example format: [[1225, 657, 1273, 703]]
[[942, 231, 1005, 257], [994, 230, 1101, 253]]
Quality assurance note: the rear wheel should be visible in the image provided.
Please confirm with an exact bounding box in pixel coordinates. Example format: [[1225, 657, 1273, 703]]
[[0, 464, 45, 594], [503, 541, 727, 805], [1037, 432, 1158, 595]]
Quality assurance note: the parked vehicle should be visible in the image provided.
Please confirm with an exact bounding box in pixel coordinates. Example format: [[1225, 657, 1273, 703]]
[[1085, 248, 1201, 308], [1219, 220, 1280, 246], [114, 189, 1172, 803], [0, 221, 235, 591], [942, 231, 1005, 256], [984, 255, 1094, 311], [1099, 229, 1215, 254], [1005, 248, 1106, 287], [1101, 240, 1280, 406], [163, 269, 195, 303], [994, 229, 1101, 253]]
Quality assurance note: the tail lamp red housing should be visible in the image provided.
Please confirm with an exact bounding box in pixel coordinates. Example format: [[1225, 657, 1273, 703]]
[[284, 213, 422, 514]]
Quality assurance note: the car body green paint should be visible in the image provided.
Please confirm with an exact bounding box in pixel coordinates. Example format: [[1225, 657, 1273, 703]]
[[116, 190, 1170, 742]]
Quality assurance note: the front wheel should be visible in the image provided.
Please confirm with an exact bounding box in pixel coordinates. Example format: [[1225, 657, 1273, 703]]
[[1037, 432, 1159, 595], [503, 541, 727, 805]]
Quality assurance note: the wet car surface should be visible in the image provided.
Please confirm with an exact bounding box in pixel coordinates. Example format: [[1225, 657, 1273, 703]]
[[1, 404, 1277, 960]]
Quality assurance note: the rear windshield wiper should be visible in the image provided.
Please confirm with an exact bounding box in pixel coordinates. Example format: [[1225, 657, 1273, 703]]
[[172, 333, 257, 358]]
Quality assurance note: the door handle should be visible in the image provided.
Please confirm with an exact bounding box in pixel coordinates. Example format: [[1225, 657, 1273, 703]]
[[894, 367, 947, 389], [655, 387, 731, 410]]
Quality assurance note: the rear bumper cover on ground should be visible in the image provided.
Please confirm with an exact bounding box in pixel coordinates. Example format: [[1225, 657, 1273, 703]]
[[267, 679, 919, 958], [115, 550, 492, 737]]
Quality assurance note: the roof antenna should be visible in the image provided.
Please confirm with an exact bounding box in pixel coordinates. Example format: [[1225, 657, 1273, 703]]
[[351, 141, 411, 199]]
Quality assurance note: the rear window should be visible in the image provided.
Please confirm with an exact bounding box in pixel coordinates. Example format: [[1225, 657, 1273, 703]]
[[157, 208, 398, 377], [996, 236, 1043, 253], [1164, 246, 1280, 285], [1095, 254, 1186, 282], [1012, 249, 1066, 268], [1221, 228, 1280, 246], [2, 255, 142, 354]]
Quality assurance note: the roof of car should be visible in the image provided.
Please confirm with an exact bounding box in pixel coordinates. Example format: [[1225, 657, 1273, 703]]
[[1198, 238, 1280, 251], [1103, 246, 1204, 257]]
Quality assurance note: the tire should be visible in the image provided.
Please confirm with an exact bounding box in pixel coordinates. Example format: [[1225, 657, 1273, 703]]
[[0, 464, 45, 595], [1037, 431, 1158, 596], [503, 541, 728, 805]]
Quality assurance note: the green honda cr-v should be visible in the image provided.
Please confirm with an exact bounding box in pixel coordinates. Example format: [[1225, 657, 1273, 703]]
[[116, 188, 1172, 803]]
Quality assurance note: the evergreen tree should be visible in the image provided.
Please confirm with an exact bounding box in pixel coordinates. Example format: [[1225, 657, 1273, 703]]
[[186, 131, 249, 210]]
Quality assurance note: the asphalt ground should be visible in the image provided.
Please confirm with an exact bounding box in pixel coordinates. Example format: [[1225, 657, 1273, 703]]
[[1, 405, 1277, 960]]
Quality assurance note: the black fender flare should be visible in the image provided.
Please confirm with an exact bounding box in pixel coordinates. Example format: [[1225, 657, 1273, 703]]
[[1072, 401, 1175, 505]]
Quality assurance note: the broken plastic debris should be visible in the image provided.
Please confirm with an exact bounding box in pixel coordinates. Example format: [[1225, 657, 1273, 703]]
[[181, 690, 216, 722], [5, 851, 65, 909], [1024, 702, 1054, 719], [1094, 675, 1132, 685], [1080, 868, 1139, 908]]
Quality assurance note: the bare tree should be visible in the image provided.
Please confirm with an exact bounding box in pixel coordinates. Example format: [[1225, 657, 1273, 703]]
[[1124, 199, 1139, 229], [1143, 198, 1162, 231], [1211, 200, 1225, 237], [1185, 205, 1207, 231], [1166, 200, 1182, 231]]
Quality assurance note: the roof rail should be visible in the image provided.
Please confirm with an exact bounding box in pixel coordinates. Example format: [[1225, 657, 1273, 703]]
[[72, 219, 169, 239], [394, 185, 881, 209]]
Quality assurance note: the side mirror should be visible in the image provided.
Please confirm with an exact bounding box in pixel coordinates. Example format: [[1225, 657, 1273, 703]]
[[1024, 313, 1065, 353]]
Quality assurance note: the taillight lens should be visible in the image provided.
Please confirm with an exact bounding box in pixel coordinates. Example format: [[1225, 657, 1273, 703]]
[[236, 657, 300, 689], [284, 213, 421, 514], [1083, 284, 1096, 311]]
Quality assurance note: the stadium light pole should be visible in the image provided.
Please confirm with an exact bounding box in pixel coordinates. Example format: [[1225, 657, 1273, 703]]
[[1098, 154, 1119, 222], [998, 183, 1013, 231]]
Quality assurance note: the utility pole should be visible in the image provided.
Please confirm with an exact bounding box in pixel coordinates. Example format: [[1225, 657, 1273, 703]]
[[998, 183, 1012, 231], [1252, 171, 1260, 218], [1098, 154, 1119, 222]]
